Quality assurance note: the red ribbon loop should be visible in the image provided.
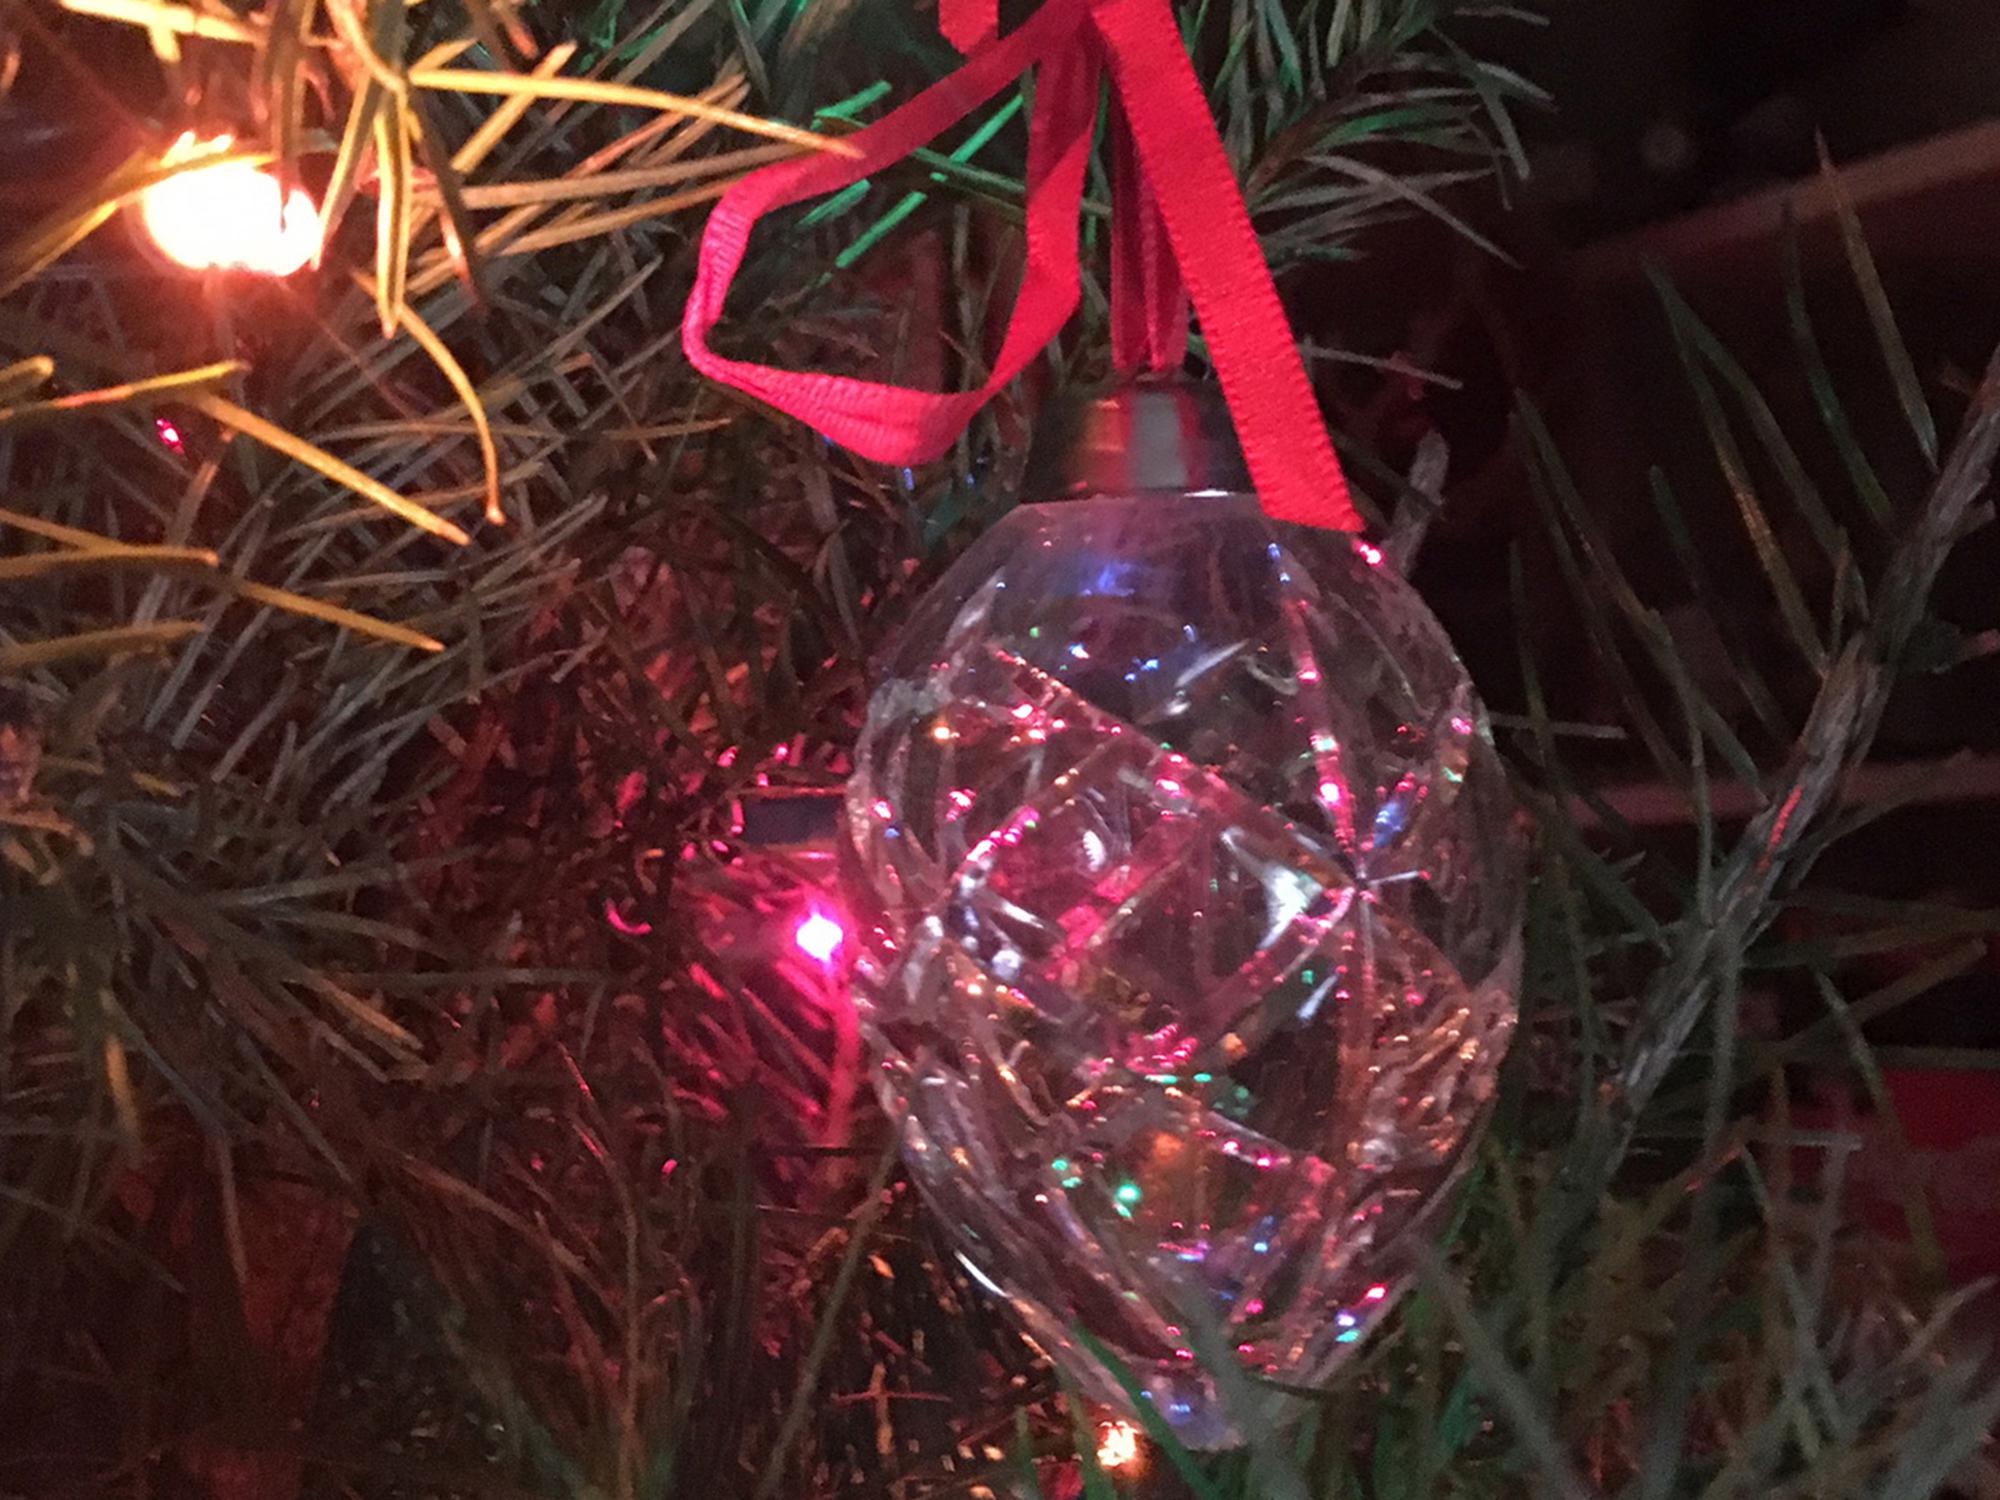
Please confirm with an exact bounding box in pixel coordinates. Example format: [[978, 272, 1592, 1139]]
[[940, 0, 999, 53], [682, 0, 1360, 533], [1107, 92, 1186, 376]]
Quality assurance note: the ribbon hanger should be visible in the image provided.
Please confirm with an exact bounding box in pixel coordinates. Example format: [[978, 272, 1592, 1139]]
[[681, 0, 1360, 533]]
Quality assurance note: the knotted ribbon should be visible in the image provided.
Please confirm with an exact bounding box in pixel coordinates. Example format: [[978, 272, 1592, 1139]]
[[681, 0, 1360, 532]]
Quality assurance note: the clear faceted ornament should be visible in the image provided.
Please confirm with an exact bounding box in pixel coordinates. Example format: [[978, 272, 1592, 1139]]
[[845, 446, 1524, 1446]]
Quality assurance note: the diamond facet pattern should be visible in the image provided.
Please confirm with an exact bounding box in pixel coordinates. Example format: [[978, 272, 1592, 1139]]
[[846, 494, 1524, 1445]]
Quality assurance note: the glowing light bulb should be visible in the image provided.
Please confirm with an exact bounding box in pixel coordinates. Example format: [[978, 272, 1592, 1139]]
[[1095, 1418, 1142, 1472], [138, 133, 322, 277], [794, 908, 845, 964], [604, 897, 653, 936]]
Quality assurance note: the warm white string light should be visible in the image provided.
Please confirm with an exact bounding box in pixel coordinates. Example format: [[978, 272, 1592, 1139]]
[[1095, 1417, 1143, 1472], [138, 132, 322, 277]]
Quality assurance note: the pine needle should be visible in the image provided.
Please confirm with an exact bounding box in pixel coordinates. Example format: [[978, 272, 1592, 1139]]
[[57, 0, 261, 44], [0, 360, 244, 425], [386, 298, 504, 526], [0, 546, 220, 581], [228, 579, 445, 652], [0, 357, 56, 403], [407, 68, 859, 159], [188, 392, 472, 544], [0, 621, 204, 670]]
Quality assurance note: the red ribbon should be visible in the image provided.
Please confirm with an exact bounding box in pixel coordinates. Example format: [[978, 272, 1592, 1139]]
[[1107, 92, 1187, 376], [940, 0, 999, 52], [681, 0, 1360, 533]]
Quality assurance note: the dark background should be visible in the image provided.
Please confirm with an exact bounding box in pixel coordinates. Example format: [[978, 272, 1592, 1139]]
[[1291, 0, 2000, 1056]]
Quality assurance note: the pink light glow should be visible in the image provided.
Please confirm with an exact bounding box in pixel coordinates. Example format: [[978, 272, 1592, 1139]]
[[1364, 1282, 1389, 1301], [1357, 541, 1385, 567], [155, 418, 185, 453], [604, 897, 652, 936], [794, 908, 845, 964], [139, 133, 321, 276]]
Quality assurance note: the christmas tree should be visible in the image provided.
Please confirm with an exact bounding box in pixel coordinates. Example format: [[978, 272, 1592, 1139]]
[[3, 0, 1999, 1496]]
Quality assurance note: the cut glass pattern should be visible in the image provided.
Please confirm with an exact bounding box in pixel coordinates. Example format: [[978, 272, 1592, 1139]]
[[845, 493, 1524, 1446]]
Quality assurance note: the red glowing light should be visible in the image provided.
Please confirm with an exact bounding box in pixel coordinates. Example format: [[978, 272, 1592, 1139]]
[[794, 908, 845, 964], [139, 133, 322, 276], [604, 897, 653, 936], [1364, 1282, 1389, 1301], [155, 418, 185, 454]]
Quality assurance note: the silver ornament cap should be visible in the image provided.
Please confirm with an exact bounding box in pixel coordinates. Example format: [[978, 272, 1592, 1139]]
[[1021, 379, 1253, 499]]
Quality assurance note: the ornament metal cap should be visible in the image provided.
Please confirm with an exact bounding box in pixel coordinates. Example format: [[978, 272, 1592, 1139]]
[[1021, 379, 1253, 500]]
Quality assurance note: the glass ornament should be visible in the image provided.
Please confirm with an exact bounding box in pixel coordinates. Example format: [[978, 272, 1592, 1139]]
[[844, 384, 1525, 1446]]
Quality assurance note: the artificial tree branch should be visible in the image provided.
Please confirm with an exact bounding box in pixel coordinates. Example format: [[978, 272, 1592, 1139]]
[[1551, 338, 2000, 1245]]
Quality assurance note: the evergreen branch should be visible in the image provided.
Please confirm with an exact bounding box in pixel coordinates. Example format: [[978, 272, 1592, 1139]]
[[1555, 337, 2000, 1247], [7, 2, 1996, 1494]]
